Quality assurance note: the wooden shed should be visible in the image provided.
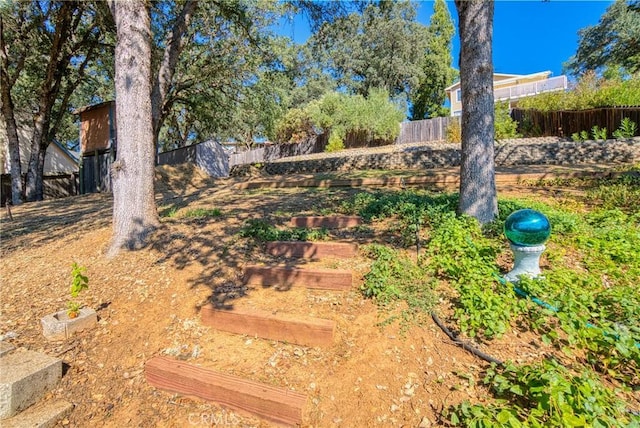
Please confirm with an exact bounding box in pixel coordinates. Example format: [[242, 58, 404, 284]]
[[74, 101, 116, 194]]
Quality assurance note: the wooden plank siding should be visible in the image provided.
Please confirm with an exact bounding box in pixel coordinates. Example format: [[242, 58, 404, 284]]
[[511, 107, 640, 138]]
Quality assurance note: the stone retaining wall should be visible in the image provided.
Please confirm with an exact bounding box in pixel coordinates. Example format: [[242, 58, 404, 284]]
[[229, 138, 640, 177], [251, 138, 640, 176]]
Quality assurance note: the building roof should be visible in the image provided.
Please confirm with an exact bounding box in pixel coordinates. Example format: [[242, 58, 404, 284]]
[[72, 100, 114, 115], [444, 71, 553, 93]]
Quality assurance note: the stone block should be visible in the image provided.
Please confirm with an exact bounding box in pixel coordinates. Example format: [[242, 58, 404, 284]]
[[0, 348, 62, 419], [41, 308, 97, 341], [1, 399, 73, 428]]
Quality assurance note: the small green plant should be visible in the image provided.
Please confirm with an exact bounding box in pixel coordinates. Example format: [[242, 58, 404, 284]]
[[67, 262, 89, 318], [161, 206, 180, 218], [325, 132, 345, 152], [612, 117, 638, 139], [580, 130, 589, 141], [591, 125, 608, 141], [239, 219, 328, 242], [183, 208, 222, 218], [571, 132, 583, 142], [361, 244, 437, 332]]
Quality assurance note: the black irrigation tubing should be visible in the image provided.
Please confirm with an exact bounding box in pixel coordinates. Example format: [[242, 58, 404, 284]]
[[430, 312, 504, 366]]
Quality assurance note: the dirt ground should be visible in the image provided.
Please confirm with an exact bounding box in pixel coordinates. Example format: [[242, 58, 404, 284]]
[[0, 164, 622, 427]]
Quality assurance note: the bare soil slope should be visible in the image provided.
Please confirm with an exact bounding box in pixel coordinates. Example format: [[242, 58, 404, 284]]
[[0, 165, 619, 427]]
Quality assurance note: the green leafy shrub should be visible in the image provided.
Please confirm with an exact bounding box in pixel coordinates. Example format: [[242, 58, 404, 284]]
[[277, 87, 405, 151], [591, 125, 608, 141], [518, 72, 640, 111], [518, 115, 543, 138], [446, 118, 461, 143], [494, 100, 520, 141], [448, 360, 635, 427], [239, 219, 328, 242], [571, 130, 591, 142], [361, 244, 437, 329], [325, 132, 346, 152], [612, 117, 638, 139], [275, 108, 315, 143]]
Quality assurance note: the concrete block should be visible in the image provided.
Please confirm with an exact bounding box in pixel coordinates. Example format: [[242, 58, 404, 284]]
[[41, 308, 97, 341], [0, 342, 15, 357], [0, 348, 62, 419], [2, 399, 73, 428]]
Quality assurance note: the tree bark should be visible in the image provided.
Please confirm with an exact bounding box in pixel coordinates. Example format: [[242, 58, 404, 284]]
[[0, 15, 24, 205], [108, 0, 159, 257], [151, 0, 197, 148], [24, 1, 75, 201], [454, 0, 497, 224]]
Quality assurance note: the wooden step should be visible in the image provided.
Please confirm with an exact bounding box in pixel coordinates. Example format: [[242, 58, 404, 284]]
[[145, 356, 306, 427], [266, 241, 358, 259], [201, 304, 335, 347], [243, 266, 352, 291], [290, 215, 362, 229]]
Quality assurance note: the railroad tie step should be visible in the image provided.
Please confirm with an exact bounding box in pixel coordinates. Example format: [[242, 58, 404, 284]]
[[266, 241, 358, 259], [145, 356, 306, 427], [201, 304, 335, 347], [290, 215, 363, 229], [243, 265, 352, 291]]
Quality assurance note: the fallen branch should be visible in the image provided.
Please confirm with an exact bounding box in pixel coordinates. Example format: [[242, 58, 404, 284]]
[[431, 312, 503, 366]]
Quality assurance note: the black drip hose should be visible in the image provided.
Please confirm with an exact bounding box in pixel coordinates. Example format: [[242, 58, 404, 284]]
[[431, 312, 504, 366]]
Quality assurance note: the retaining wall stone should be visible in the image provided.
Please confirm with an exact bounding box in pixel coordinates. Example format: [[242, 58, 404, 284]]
[[250, 138, 640, 176]]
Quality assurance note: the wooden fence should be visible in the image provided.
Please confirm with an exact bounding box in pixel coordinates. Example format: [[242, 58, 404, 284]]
[[229, 134, 327, 167], [1, 173, 79, 206], [396, 116, 458, 144], [511, 107, 640, 138]]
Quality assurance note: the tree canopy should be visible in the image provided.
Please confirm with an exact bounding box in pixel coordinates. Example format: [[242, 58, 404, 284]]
[[564, 0, 640, 77], [309, 1, 429, 101], [410, 0, 457, 120]]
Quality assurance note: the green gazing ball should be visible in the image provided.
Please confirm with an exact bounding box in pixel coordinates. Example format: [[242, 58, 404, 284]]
[[504, 209, 551, 246]]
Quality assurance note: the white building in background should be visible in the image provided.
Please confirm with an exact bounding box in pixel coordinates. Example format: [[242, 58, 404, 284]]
[[445, 71, 568, 116]]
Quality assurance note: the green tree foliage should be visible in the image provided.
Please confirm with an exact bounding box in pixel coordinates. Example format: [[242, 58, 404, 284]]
[[1, 1, 112, 201], [410, 0, 457, 120], [152, 1, 288, 150], [275, 88, 405, 149], [309, 1, 429, 101], [518, 72, 640, 111], [564, 0, 640, 77], [494, 101, 520, 140]]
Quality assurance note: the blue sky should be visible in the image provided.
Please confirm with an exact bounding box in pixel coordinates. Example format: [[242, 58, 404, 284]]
[[279, 1, 614, 81]]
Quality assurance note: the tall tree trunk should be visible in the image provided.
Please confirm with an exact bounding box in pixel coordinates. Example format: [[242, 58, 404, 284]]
[[0, 15, 23, 205], [25, 112, 50, 201], [151, 0, 197, 148], [454, 0, 497, 224], [24, 1, 75, 202], [0, 73, 24, 206], [108, 0, 159, 257]]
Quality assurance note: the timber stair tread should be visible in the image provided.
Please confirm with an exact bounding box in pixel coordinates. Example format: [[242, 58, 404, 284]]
[[145, 356, 306, 427], [266, 241, 358, 259], [243, 265, 353, 291], [200, 304, 335, 347], [148, 215, 365, 425], [290, 215, 363, 229]]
